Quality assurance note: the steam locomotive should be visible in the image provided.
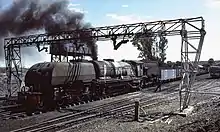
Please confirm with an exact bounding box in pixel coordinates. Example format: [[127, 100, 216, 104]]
[[20, 60, 148, 113], [19, 59, 182, 114]]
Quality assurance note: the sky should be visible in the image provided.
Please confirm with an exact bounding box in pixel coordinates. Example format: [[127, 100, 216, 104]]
[[1, 0, 220, 67]]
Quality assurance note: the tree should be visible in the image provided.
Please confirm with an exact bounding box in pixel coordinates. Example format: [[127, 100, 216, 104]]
[[131, 29, 168, 63], [131, 29, 157, 61], [158, 35, 168, 63]]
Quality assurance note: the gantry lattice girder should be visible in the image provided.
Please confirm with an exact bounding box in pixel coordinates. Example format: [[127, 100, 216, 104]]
[[4, 17, 204, 48], [179, 21, 206, 111], [4, 44, 22, 97], [4, 17, 205, 111]]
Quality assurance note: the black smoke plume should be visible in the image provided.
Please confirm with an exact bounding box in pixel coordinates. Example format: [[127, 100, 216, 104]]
[[0, 0, 98, 61]]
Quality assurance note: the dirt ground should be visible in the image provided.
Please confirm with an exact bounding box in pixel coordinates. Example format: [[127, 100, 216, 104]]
[[1, 74, 220, 132], [60, 74, 220, 132]]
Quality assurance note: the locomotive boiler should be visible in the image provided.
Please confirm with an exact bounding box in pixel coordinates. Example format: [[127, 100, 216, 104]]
[[22, 60, 143, 113]]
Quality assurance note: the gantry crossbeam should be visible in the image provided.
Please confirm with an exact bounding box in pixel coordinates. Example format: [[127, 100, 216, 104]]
[[5, 17, 203, 48]]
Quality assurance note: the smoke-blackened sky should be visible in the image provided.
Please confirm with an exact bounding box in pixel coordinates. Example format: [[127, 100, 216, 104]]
[[0, 0, 97, 61]]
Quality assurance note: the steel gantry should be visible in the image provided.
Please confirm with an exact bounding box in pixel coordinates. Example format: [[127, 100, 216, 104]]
[[4, 16, 205, 111]]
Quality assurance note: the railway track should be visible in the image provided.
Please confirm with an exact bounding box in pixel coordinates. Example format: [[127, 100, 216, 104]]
[[11, 74, 214, 132], [11, 74, 211, 131], [11, 88, 179, 132], [10, 92, 140, 132], [20, 91, 198, 132], [11, 92, 160, 132], [0, 104, 25, 120], [12, 94, 175, 132]]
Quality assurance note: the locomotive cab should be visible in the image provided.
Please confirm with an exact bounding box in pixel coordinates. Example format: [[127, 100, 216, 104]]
[[122, 60, 145, 77]]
